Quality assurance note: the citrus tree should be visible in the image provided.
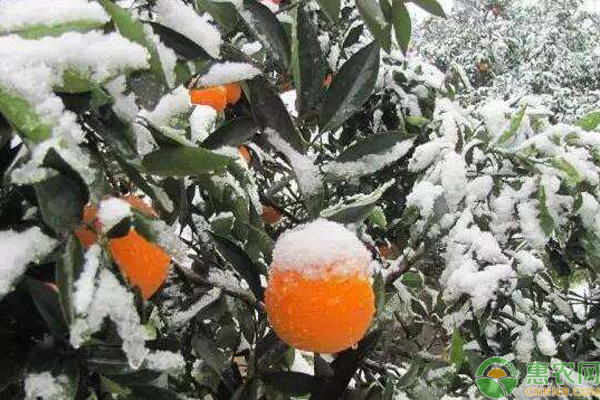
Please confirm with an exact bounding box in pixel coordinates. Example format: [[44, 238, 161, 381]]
[[416, 0, 600, 120], [2, 0, 600, 399]]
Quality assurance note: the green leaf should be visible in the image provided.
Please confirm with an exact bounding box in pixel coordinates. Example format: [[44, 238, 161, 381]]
[[292, 5, 328, 120], [202, 117, 258, 149], [147, 21, 212, 61], [0, 86, 52, 143], [55, 69, 96, 94], [192, 332, 228, 375], [35, 174, 87, 234], [261, 372, 321, 396], [497, 106, 526, 146], [197, 0, 239, 33], [211, 233, 265, 301], [319, 41, 380, 132], [142, 147, 232, 177], [56, 235, 85, 324], [337, 131, 411, 162], [551, 157, 582, 185], [11, 20, 107, 39], [248, 76, 306, 153], [391, 0, 411, 54], [577, 110, 600, 131], [315, 0, 340, 21], [537, 184, 555, 236], [450, 328, 465, 369], [397, 359, 423, 387], [321, 180, 394, 223], [356, 0, 391, 52], [100, 0, 166, 85], [401, 271, 422, 288], [25, 277, 70, 337], [368, 206, 387, 229], [405, 115, 429, 127], [411, 0, 446, 17], [240, 1, 290, 72]]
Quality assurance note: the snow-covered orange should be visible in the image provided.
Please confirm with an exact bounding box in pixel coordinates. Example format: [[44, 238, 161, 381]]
[[190, 86, 228, 111], [265, 220, 375, 353], [261, 205, 282, 225], [75, 196, 170, 299]]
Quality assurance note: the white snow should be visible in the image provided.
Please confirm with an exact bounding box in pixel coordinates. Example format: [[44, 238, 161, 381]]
[[517, 201, 548, 248], [466, 176, 493, 202], [145, 350, 186, 372], [97, 197, 132, 233], [408, 139, 447, 172], [190, 105, 217, 143], [0, 0, 109, 34], [441, 151, 467, 211], [406, 181, 444, 218], [70, 269, 148, 369], [265, 129, 321, 195], [270, 219, 372, 279], [24, 372, 68, 400], [197, 62, 261, 86], [324, 140, 414, 179], [73, 244, 101, 314], [0, 227, 57, 298], [536, 322, 557, 356], [155, 0, 221, 58], [514, 321, 535, 362], [514, 251, 544, 276], [140, 85, 190, 127]]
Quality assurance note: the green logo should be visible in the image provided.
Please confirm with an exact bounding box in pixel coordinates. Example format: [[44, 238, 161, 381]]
[[475, 357, 519, 399]]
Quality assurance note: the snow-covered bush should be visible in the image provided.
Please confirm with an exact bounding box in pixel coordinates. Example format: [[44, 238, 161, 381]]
[[416, 0, 600, 120], [1, 0, 600, 399]]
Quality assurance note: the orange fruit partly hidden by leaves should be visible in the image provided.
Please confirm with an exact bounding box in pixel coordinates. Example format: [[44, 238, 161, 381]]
[[190, 86, 228, 112], [225, 83, 242, 105], [265, 219, 375, 353], [109, 229, 171, 299], [238, 145, 251, 163], [261, 205, 282, 225], [75, 196, 171, 299], [323, 74, 333, 87]]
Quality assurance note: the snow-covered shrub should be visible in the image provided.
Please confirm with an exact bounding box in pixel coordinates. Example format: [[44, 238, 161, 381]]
[[416, 0, 600, 120], [1, 0, 599, 399]]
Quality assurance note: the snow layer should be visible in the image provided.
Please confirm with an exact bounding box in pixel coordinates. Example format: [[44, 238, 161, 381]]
[[0, 227, 57, 297], [270, 219, 372, 279], [155, 0, 220, 58], [198, 62, 261, 86], [97, 197, 132, 232], [70, 269, 148, 368], [0, 0, 109, 33], [24, 372, 68, 400], [73, 245, 101, 314]]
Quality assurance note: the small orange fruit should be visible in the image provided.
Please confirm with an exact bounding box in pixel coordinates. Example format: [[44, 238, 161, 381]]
[[225, 83, 242, 105], [75, 196, 171, 299], [238, 145, 251, 163], [323, 74, 333, 87], [261, 205, 281, 225], [190, 86, 228, 112], [265, 219, 375, 353]]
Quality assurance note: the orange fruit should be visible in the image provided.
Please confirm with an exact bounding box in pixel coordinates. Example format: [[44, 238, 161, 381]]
[[75, 203, 101, 248], [225, 83, 242, 105], [265, 220, 375, 353], [238, 145, 251, 163], [109, 229, 171, 299], [323, 74, 333, 87], [190, 86, 228, 112], [261, 205, 281, 225], [74, 196, 171, 299]]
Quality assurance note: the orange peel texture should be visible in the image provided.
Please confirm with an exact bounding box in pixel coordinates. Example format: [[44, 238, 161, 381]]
[[190, 86, 228, 112], [265, 268, 375, 353]]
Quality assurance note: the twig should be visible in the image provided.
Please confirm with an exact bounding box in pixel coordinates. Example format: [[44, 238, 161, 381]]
[[174, 262, 264, 312]]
